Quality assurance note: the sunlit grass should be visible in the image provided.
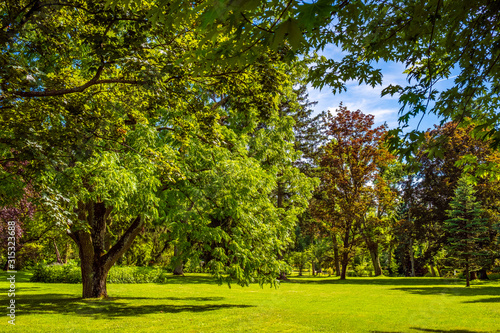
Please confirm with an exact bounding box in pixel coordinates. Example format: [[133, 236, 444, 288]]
[[1, 271, 499, 332]]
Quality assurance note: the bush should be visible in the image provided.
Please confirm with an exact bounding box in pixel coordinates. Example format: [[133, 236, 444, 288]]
[[486, 273, 500, 280], [30, 262, 169, 284], [346, 270, 357, 277], [17, 243, 44, 270], [30, 261, 81, 283], [353, 262, 374, 277], [107, 266, 169, 284]]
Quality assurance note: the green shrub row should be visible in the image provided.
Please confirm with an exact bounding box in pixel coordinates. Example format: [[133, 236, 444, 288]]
[[107, 266, 169, 284], [30, 261, 82, 283], [30, 261, 169, 284]]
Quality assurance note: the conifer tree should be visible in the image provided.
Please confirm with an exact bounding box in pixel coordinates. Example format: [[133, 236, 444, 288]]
[[444, 176, 490, 287]]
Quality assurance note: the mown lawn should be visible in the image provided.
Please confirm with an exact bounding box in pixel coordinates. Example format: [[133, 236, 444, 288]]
[[1, 271, 499, 332]]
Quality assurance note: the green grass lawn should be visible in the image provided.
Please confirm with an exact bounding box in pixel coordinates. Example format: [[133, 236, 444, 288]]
[[1, 271, 499, 332]]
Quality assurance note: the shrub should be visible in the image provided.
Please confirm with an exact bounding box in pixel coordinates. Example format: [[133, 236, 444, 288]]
[[353, 262, 374, 277], [107, 266, 169, 284], [346, 270, 357, 277], [30, 262, 169, 284], [30, 261, 81, 283]]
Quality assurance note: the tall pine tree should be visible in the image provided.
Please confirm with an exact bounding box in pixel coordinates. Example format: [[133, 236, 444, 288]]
[[444, 176, 490, 287]]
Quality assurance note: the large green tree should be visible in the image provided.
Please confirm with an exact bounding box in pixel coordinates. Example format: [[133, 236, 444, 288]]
[[0, 1, 315, 298]]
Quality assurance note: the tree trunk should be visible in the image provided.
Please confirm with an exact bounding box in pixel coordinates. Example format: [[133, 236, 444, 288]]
[[366, 241, 383, 276], [332, 235, 341, 277], [340, 226, 352, 280], [387, 243, 393, 276], [409, 237, 415, 277], [407, 204, 415, 277], [172, 245, 184, 276], [465, 260, 470, 287], [53, 238, 62, 264], [276, 181, 287, 280], [436, 264, 442, 277], [68, 201, 143, 298], [340, 251, 349, 280], [298, 265, 303, 276], [429, 263, 436, 277]]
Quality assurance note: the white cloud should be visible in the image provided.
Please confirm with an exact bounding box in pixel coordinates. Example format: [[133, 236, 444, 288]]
[[305, 55, 453, 132], [306, 60, 410, 129]]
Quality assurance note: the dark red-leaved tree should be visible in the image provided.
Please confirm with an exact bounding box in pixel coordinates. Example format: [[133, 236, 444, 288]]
[[0, 160, 36, 270], [315, 105, 392, 279]]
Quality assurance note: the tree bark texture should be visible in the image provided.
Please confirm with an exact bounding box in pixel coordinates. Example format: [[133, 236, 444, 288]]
[[68, 201, 143, 298], [276, 181, 288, 280], [365, 238, 383, 276], [340, 222, 353, 280], [465, 259, 470, 287], [332, 234, 341, 277], [53, 238, 62, 264], [340, 251, 349, 280], [172, 245, 184, 276], [409, 237, 415, 277]]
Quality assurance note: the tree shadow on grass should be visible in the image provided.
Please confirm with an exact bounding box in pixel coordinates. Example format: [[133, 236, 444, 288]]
[[287, 277, 465, 287], [163, 275, 219, 285], [0, 270, 32, 282], [410, 327, 483, 333], [15, 293, 254, 319], [391, 286, 500, 299], [108, 296, 225, 302], [462, 297, 500, 303]]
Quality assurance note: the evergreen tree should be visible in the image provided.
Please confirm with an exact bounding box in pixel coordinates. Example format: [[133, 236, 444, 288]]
[[287, 85, 325, 176], [444, 176, 490, 287], [278, 84, 326, 272]]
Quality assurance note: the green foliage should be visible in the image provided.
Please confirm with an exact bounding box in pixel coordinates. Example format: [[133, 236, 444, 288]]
[[353, 262, 374, 278], [107, 266, 169, 284], [30, 262, 169, 284], [30, 261, 82, 284], [444, 176, 490, 268], [394, 123, 500, 277], [299, 0, 500, 157], [289, 251, 310, 272], [0, 0, 317, 296], [5, 0, 498, 297], [16, 243, 45, 269], [4, 0, 499, 188]]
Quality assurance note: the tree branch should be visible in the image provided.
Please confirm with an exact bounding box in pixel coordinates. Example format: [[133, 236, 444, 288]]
[[102, 215, 143, 271], [10, 65, 144, 98]]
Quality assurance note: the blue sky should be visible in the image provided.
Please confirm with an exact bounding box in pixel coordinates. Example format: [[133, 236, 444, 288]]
[[306, 47, 454, 132]]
